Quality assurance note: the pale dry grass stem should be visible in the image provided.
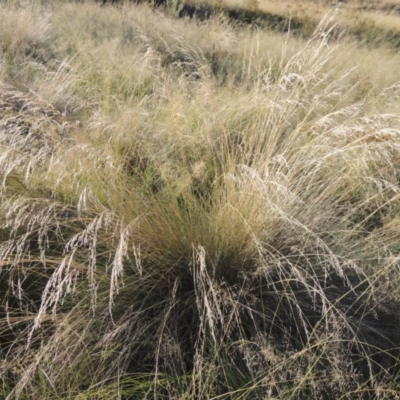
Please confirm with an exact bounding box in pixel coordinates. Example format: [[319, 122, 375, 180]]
[[1, 1, 400, 399]]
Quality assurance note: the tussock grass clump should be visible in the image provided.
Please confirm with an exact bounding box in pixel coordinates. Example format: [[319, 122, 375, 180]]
[[0, 6, 51, 58], [1, 1, 400, 399]]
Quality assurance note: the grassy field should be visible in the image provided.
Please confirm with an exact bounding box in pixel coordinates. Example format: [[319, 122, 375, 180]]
[[182, 0, 400, 47], [1, 0, 400, 398]]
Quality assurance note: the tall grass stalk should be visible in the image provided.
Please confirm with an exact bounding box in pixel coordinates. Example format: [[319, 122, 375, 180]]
[[1, 1, 400, 399]]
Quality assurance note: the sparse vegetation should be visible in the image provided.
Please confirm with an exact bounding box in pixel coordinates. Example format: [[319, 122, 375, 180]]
[[1, 0, 400, 399]]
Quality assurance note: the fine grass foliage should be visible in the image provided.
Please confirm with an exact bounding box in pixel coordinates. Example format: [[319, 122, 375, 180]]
[[1, 1, 400, 399]]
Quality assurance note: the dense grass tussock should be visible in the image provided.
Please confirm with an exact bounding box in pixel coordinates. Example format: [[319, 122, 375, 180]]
[[1, 1, 400, 399]]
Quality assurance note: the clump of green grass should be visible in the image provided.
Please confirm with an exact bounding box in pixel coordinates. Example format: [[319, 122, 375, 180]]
[[1, 1, 400, 399]]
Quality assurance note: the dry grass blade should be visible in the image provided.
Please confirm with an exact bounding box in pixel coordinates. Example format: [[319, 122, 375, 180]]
[[1, 1, 400, 399]]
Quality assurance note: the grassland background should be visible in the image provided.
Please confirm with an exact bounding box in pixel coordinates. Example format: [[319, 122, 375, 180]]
[[1, 0, 400, 398]]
